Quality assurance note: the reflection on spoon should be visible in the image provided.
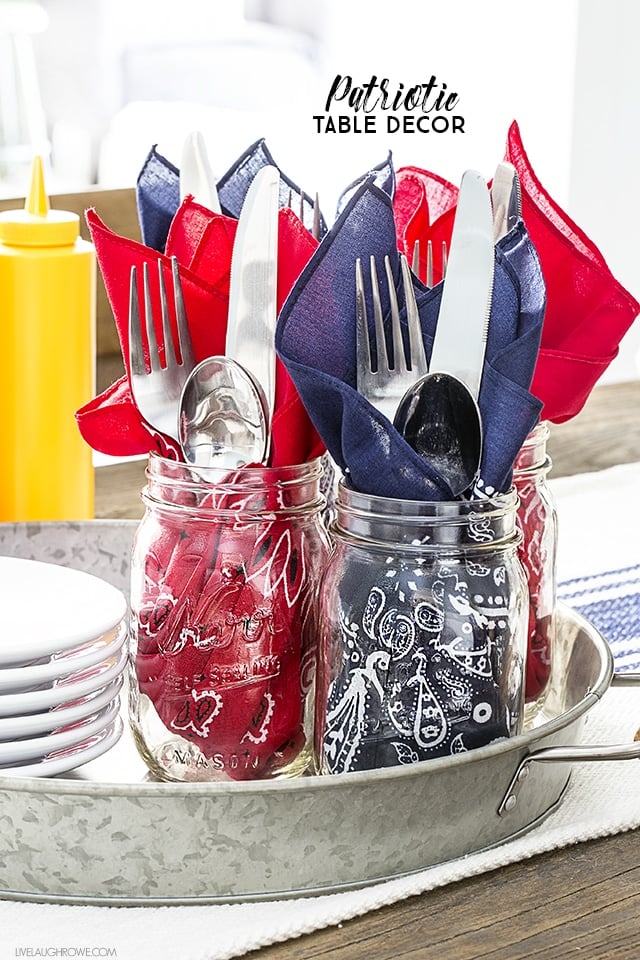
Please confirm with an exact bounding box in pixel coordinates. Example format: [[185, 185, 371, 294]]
[[178, 356, 269, 469], [393, 372, 482, 498]]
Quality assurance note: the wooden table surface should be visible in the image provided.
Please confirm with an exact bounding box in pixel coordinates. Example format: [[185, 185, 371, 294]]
[[94, 376, 640, 960]]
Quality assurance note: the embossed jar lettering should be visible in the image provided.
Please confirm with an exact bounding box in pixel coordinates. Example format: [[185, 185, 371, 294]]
[[129, 454, 330, 782]]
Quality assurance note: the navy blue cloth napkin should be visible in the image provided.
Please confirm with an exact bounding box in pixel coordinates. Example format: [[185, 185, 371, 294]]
[[136, 139, 327, 253], [135, 146, 180, 252], [335, 152, 395, 216], [276, 177, 545, 500]]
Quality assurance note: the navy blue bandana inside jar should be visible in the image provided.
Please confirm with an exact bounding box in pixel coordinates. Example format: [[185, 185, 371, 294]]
[[315, 484, 528, 774]]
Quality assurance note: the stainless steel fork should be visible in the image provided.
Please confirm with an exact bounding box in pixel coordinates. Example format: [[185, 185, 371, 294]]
[[355, 253, 428, 421], [287, 189, 321, 240], [128, 255, 196, 442], [411, 239, 448, 286]]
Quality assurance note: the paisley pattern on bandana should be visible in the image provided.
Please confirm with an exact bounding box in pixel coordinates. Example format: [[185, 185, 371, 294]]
[[321, 554, 525, 774]]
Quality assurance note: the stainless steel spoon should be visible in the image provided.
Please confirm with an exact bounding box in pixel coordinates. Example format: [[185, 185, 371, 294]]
[[178, 356, 269, 469], [393, 371, 482, 497]]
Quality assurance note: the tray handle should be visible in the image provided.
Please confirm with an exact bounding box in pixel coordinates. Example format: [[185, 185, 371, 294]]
[[498, 671, 640, 816]]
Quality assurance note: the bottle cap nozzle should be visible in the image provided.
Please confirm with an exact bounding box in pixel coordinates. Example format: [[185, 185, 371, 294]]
[[0, 156, 79, 246], [25, 156, 50, 218]]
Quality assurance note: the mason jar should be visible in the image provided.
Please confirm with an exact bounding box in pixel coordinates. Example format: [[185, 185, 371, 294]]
[[315, 484, 528, 775], [129, 453, 330, 782], [513, 421, 558, 708]]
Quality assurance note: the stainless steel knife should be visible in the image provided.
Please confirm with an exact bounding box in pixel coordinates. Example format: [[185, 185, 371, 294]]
[[429, 170, 494, 399], [226, 164, 280, 423], [180, 130, 221, 213], [490, 161, 521, 242]]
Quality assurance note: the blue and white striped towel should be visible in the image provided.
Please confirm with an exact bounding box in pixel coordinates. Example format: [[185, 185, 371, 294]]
[[559, 562, 640, 674]]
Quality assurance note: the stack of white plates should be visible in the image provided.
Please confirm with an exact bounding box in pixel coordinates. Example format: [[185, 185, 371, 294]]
[[0, 556, 128, 777]]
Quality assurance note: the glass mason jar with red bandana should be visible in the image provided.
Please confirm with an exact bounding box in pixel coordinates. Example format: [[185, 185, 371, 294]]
[[129, 453, 330, 782], [513, 421, 558, 710]]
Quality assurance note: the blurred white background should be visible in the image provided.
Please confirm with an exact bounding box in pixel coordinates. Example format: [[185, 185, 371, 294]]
[[1, 0, 638, 382]]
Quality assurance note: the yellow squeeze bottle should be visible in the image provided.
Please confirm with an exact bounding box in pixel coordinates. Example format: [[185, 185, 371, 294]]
[[0, 156, 95, 520]]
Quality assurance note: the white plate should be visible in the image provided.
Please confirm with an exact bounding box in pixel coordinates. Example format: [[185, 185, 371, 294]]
[[0, 556, 127, 666], [0, 675, 124, 740], [0, 621, 127, 693], [0, 697, 120, 765], [0, 646, 128, 717], [0, 716, 124, 778]]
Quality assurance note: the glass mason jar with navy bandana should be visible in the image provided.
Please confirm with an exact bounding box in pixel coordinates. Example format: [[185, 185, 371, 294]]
[[129, 453, 330, 782], [513, 421, 558, 710], [315, 484, 528, 774]]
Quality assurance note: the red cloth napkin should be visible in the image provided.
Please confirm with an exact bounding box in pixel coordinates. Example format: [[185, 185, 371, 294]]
[[505, 121, 640, 422], [76, 199, 325, 465], [393, 166, 457, 287], [393, 123, 640, 423]]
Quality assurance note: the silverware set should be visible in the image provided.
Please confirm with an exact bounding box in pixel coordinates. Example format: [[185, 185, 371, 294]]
[[129, 161, 281, 470], [132, 140, 329, 471], [355, 244, 484, 496], [354, 165, 516, 496], [128, 147, 519, 490]]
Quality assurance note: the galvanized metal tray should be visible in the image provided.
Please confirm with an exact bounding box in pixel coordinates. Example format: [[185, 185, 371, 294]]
[[0, 521, 637, 906]]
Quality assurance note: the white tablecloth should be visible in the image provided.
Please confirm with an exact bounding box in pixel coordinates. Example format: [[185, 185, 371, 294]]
[[1, 462, 639, 960]]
